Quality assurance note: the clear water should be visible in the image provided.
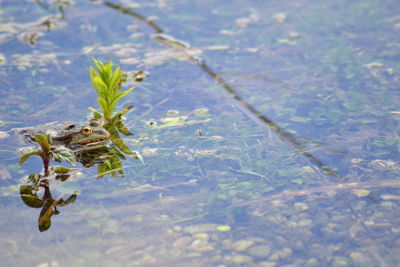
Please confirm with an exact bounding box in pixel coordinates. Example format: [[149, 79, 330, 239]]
[[1, 0, 399, 266]]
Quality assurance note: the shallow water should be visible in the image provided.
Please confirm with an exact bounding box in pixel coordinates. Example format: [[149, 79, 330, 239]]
[[0, 0, 399, 266]]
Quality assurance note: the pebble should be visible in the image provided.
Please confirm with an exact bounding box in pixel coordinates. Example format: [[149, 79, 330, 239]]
[[268, 248, 292, 261], [294, 202, 309, 211], [232, 240, 255, 252], [166, 110, 180, 116], [222, 239, 232, 250], [306, 258, 318, 265], [141, 148, 159, 157], [298, 219, 312, 226], [349, 252, 369, 264], [173, 226, 182, 232], [332, 257, 348, 266], [190, 239, 214, 252], [193, 108, 210, 116], [183, 223, 218, 234], [248, 245, 271, 257], [225, 254, 252, 264], [273, 13, 286, 23], [302, 166, 315, 173], [210, 136, 224, 141], [380, 201, 396, 208], [173, 236, 192, 249], [258, 262, 276, 267], [381, 194, 400, 200], [364, 62, 384, 69], [193, 233, 209, 240], [119, 57, 140, 65]]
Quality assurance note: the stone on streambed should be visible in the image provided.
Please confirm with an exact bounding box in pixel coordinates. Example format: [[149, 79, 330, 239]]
[[183, 224, 218, 234], [248, 245, 272, 258], [232, 240, 255, 252]]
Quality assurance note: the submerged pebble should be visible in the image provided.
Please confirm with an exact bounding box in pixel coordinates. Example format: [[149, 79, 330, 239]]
[[294, 202, 309, 211], [225, 254, 252, 264], [141, 147, 159, 157], [349, 252, 370, 264], [268, 248, 292, 261], [380, 194, 400, 200], [193, 233, 210, 240], [190, 239, 214, 252], [273, 12, 286, 23], [183, 223, 218, 234], [258, 262, 276, 267], [232, 240, 255, 252], [193, 108, 210, 116], [166, 110, 180, 116], [120, 57, 140, 65], [173, 236, 192, 249], [248, 244, 271, 257]]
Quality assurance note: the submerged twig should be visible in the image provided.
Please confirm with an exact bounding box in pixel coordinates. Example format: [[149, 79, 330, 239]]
[[103, 1, 163, 33]]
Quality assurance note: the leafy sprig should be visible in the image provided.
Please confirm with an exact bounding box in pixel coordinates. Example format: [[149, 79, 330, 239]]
[[19, 134, 76, 177], [89, 58, 134, 122]]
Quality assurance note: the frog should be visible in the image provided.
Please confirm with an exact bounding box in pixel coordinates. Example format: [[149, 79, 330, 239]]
[[16, 120, 110, 153], [52, 120, 110, 152]]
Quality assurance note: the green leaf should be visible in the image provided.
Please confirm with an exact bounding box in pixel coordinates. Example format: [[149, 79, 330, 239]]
[[115, 120, 133, 136], [52, 146, 76, 165], [34, 134, 51, 152], [109, 66, 122, 92], [111, 137, 133, 154], [52, 166, 72, 173], [19, 151, 42, 164], [88, 107, 103, 120], [62, 194, 77, 205], [110, 88, 134, 109], [90, 58, 135, 121], [105, 160, 112, 169], [97, 163, 108, 179]]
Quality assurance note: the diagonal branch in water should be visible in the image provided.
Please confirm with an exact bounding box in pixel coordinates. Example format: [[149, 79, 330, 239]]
[[103, 1, 163, 33], [101, 1, 343, 179]]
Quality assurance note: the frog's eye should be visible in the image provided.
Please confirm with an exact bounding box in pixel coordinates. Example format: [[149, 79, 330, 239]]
[[81, 126, 93, 135]]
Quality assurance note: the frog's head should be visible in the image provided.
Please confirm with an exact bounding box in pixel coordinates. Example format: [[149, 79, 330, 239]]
[[66, 121, 110, 151]]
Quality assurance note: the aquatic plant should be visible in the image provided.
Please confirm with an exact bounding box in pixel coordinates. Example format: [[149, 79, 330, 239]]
[[18, 134, 76, 177], [89, 58, 134, 123], [89, 59, 140, 177]]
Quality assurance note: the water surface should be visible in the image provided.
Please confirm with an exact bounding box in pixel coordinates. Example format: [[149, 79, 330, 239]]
[[0, 0, 399, 266]]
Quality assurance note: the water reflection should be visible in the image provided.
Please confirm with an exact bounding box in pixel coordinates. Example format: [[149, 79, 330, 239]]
[[20, 174, 77, 232]]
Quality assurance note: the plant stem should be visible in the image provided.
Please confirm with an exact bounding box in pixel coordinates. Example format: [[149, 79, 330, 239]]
[[43, 153, 50, 177]]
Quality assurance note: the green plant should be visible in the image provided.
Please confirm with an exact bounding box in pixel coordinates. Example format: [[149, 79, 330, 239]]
[[19, 134, 76, 177], [89, 58, 134, 122]]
